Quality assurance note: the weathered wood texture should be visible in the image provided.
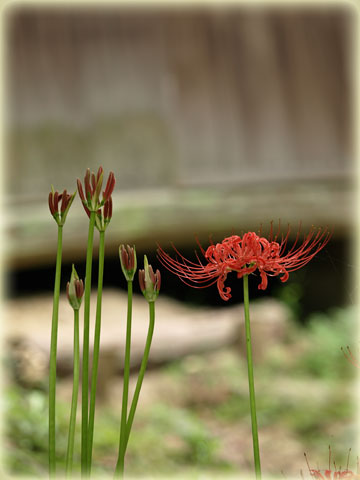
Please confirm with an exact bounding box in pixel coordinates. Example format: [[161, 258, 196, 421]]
[[4, 7, 354, 266], [5, 180, 354, 268]]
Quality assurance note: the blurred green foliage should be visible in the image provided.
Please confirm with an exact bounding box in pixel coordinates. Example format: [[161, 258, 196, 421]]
[[294, 307, 356, 379], [274, 281, 304, 318], [4, 304, 356, 477]]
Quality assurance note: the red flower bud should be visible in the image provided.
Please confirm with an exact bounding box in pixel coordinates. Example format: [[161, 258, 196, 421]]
[[53, 191, 59, 212], [103, 172, 115, 202], [91, 172, 96, 192], [48, 186, 76, 226], [77, 167, 115, 215], [119, 245, 137, 281], [61, 189, 71, 213], [77, 179, 86, 204], [97, 166, 103, 182], [48, 192, 55, 216], [67, 265, 84, 310], [139, 255, 161, 302], [138, 269, 145, 292], [104, 197, 112, 220]]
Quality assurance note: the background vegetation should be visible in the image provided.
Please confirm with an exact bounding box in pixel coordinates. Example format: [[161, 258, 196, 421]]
[[4, 300, 356, 478]]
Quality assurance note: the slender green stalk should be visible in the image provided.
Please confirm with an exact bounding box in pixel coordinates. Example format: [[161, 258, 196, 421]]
[[66, 308, 80, 476], [124, 301, 155, 450], [49, 225, 63, 476], [243, 274, 261, 479], [87, 230, 106, 472], [81, 210, 96, 475], [115, 280, 133, 477]]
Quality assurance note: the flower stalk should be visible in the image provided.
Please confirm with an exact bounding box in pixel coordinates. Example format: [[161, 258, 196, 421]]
[[48, 224, 63, 476], [81, 209, 96, 475], [65, 266, 83, 476], [65, 307, 80, 476], [243, 274, 261, 479], [124, 300, 155, 450], [87, 229, 106, 472], [124, 259, 159, 447], [48, 186, 76, 476], [115, 253, 160, 477], [87, 195, 114, 472], [114, 245, 137, 477], [115, 279, 133, 478], [77, 167, 115, 475]]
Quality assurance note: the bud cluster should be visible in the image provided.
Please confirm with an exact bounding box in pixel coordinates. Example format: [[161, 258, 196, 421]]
[[77, 167, 115, 227], [49, 167, 162, 303], [48, 187, 76, 226]]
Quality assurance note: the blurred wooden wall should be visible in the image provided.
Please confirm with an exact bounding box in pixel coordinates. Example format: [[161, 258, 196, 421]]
[[4, 6, 354, 266], [7, 7, 353, 193]]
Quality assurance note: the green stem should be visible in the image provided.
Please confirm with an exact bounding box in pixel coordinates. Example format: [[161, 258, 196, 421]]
[[87, 230, 106, 473], [66, 308, 80, 476], [124, 301, 155, 451], [243, 274, 261, 479], [115, 280, 133, 478], [81, 211, 96, 476], [49, 225, 63, 477]]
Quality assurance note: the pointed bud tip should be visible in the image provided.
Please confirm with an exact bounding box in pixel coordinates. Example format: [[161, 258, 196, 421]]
[[119, 244, 137, 281]]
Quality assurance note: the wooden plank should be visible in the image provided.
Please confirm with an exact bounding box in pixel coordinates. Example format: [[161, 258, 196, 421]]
[[4, 179, 353, 269], [6, 9, 352, 193]]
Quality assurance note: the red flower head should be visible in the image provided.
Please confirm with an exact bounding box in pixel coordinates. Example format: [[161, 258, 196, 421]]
[[48, 186, 76, 226], [77, 166, 115, 216], [157, 224, 331, 301]]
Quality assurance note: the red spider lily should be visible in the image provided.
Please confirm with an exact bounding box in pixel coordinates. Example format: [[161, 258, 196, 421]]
[[77, 166, 115, 215], [341, 346, 360, 368], [303, 449, 359, 480], [306, 469, 359, 479], [48, 187, 76, 226], [157, 224, 331, 301]]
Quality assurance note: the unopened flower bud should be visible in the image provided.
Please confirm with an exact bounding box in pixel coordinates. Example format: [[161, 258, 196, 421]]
[[138, 255, 161, 303], [77, 166, 115, 214], [104, 197, 113, 221], [48, 186, 76, 226], [66, 265, 84, 310], [103, 171, 115, 203], [95, 197, 113, 232], [119, 245, 137, 281]]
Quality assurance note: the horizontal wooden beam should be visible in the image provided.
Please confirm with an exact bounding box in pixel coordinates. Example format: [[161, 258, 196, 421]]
[[4, 179, 353, 269]]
